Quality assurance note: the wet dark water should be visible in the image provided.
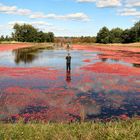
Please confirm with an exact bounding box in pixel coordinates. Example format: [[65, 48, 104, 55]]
[[0, 46, 140, 122]]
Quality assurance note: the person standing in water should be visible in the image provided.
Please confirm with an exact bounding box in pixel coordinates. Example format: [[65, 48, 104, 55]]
[[67, 43, 70, 50], [66, 53, 71, 71]]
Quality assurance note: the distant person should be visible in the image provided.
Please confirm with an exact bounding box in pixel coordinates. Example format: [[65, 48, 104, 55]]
[[66, 53, 71, 71], [66, 43, 70, 50]]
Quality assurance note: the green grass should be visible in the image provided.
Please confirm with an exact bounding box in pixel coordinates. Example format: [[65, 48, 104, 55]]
[[0, 119, 140, 140]]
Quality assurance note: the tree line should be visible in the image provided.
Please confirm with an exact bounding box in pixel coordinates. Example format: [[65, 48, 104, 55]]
[[96, 21, 140, 44], [70, 21, 140, 44], [0, 35, 13, 42], [55, 36, 96, 44], [71, 36, 96, 43], [0, 21, 140, 44]]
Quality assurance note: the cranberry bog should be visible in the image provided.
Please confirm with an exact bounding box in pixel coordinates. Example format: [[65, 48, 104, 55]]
[[0, 43, 140, 123]]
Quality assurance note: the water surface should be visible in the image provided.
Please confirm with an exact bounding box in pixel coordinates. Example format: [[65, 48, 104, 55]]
[[0, 46, 140, 122]]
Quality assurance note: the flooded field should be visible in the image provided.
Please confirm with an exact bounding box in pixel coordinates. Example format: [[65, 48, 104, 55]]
[[0, 44, 140, 122]]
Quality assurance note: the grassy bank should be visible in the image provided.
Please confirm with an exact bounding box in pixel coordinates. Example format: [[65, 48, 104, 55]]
[[0, 119, 140, 140]]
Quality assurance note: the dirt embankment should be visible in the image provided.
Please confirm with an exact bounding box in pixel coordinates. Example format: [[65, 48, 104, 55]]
[[0, 43, 34, 52]]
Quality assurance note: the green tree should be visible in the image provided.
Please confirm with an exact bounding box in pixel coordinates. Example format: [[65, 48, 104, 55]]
[[121, 29, 132, 43], [109, 28, 123, 43], [12, 24, 21, 41], [5, 35, 9, 41], [12, 23, 55, 43], [13, 23, 38, 42], [46, 32, 54, 42], [96, 27, 110, 44], [121, 21, 140, 43], [131, 21, 140, 42], [0, 35, 5, 41], [37, 31, 45, 42]]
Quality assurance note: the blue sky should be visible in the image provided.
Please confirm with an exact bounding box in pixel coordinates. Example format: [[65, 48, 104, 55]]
[[0, 0, 140, 36]]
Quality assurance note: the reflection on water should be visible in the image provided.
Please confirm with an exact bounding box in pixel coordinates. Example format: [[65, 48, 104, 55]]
[[13, 49, 38, 64], [66, 70, 71, 83], [101, 58, 119, 62], [13, 46, 52, 64], [133, 63, 140, 68], [101, 58, 108, 62]]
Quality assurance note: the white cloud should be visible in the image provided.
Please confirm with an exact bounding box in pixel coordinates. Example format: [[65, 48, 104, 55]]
[[7, 20, 68, 34], [16, 9, 32, 16], [77, 0, 121, 7], [9, 21, 52, 26], [0, 20, 68, 36], [125, 0, 140, 7], [30, 12, 90, 21], [0, 3, 17, 13], [5, 21, 52, 35], [118, 8, 140, 16], [77, 0, 140, 20], [0, 3, 90, 21], [60, 12, 90, 21], [0, 3, 32, 16], [132, 18, 139, 23], [117, 0, 140, 21], [96, 0, 121, 8]]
